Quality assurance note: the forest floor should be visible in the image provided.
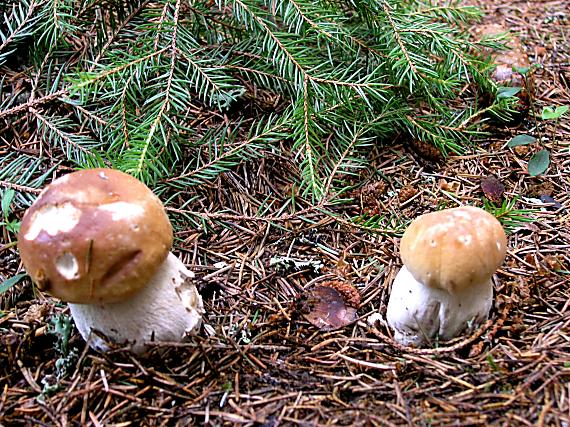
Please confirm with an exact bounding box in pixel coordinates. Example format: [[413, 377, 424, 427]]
[[1, 1, 569, 426]]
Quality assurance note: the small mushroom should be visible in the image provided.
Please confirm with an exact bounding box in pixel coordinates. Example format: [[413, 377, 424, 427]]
[[386, 206, 507, 347], [18, 168, 204, 353], [472, 23, 533, 115], [475, 24, 530, 86]]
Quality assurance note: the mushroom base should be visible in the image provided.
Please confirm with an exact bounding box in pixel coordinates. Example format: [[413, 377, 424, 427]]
[[386, 266, 492, 347], [69, 252, 204, 353]]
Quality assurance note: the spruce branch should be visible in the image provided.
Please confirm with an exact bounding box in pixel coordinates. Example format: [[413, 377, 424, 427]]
[[299, 76, 321, 198], [32, 108, 103, 165], [0, 0, 41, 67], [0, 153, 59, 207], [128, 0, 181, 179], [159, 113, 288, 189], [381, 0, 419, 84], [87, 0, 152, 69], [0, 0, 519, 202]]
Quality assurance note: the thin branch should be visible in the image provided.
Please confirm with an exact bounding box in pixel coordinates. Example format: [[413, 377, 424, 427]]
[[381, 0, 418, 75], [0, 0, 39, 56], [0, 90, 67, 120], [302, 76, 318, 196], [32, 109, 93, 157], [0, 180, 41, 194], [133, 0, 181, 176]]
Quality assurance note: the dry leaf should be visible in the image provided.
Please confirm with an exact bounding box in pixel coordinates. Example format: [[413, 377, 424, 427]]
[[322, 280, 361, 308], [335, 254, 352, 279], [481, 175, 505, 202], [543, 255, 565, 271], [299, 285, 358, 331], [513, 145, 531, 157], [23, 304, 49, 323], [469, 341, 485, 358]]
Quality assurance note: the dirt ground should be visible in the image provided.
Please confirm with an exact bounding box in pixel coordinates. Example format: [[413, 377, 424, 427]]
[[1, 1, 569, 426]]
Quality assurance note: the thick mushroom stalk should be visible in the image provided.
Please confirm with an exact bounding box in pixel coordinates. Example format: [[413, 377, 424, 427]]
[[387, 266, 493, 346], [70, 253, 204, 353], [18, 168, 204, 353], [386, 206, 507, 347]]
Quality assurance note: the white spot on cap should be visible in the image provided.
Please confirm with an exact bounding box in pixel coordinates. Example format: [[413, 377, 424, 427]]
[[99, 202, 144, 221], [432, 222, 453, 233], [453, 210, 472, 220], [24, 203, 81, 240], [99, 171, 108, 180], [458, 234, 473, 245], [53, 174, 70, 185], [56, 252, 80, 280], [496, 241, 502, 251]]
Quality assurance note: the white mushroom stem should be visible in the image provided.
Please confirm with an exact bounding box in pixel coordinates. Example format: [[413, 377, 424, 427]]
[[386, 266, 492, 347], [69, 253, 204, 353]]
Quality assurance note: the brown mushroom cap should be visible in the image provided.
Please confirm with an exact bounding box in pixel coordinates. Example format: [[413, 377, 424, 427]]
[[18, 168, 173, 304], [400, 206, 507, 293]]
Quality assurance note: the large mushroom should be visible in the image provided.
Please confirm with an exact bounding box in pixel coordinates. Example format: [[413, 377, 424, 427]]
[[386, 206, 507, 347], [18, 168, 204, 353]]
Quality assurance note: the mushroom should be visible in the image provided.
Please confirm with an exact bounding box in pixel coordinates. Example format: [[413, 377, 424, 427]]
[[386, 206, 507, 347], [17, 168, 204, 353], [472, 23, 533, 116], [474, 24, 530, 86]]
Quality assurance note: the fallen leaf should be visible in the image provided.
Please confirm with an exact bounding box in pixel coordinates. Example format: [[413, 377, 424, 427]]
[[524, 253, 536, 266], [508, 134, 536, 147], [322, 280, 361, 308], [408, 139, 444, 162], [481, 175, 505, 202], [23, 304, 50, 323], [299, 285, 358, 331], [513, 145, 531, 157], [543, 255, 565, 271], [539, 195, 563, 210], [528, 150, 550, 176], [469, 342, 485, 358], [335, 255, 352, 279]]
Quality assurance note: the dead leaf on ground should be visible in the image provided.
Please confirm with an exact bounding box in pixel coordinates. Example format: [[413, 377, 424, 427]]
[[322, 280, 361, 308], [514, 145, 531, 157], [23, 304, 50, 323], [543, 254, 566, 272], [481, 175, 505, 202], [539, 195, 563, 210], [299, 285, 358, 331]]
